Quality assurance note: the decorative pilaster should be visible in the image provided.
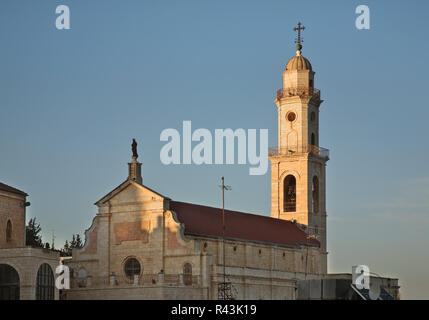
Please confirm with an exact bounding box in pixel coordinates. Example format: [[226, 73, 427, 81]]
[[128, 157, 142, 184]]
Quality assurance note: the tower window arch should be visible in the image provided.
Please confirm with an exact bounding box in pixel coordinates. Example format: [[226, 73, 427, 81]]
[[183, 263, 192, 286], [6, 220, 12, 242], [283, 175, 296, 212], [311, 133, 316, 146], [312, 176, 319, 213]]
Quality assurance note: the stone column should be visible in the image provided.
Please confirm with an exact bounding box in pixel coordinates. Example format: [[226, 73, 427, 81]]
[[110, 273, 116, 286], [158, 271, 165, 285], [133, 274, 139, 286]]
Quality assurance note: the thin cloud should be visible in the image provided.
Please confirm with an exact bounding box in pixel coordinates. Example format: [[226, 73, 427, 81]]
[[361, 176, 429, 223]]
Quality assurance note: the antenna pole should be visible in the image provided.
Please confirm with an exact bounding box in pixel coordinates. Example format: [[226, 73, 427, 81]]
[[222, 176, 226, 286], [218, 177, 233, 300]]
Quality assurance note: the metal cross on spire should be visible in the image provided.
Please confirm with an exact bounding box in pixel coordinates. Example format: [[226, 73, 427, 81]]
[[293, 22, 306, 47]]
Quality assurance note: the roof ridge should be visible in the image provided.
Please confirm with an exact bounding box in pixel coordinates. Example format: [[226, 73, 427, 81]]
[[94, 179, 168, 205], [170, 200, 294, 224], [170, 200, 319, 247], [0, 182, 28, 196]]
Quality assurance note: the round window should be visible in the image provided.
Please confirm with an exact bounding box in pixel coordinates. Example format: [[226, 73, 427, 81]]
[[287, 112, 296, 122], [124, 258, 141, 279]]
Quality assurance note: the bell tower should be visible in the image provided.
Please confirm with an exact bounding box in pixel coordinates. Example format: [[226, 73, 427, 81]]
[[269, 23, 329, 271]]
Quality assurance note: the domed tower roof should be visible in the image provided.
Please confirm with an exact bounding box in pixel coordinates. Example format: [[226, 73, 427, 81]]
[[286, 50, 312, 71]]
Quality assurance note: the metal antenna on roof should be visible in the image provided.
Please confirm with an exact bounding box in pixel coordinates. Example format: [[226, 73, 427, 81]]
[[217, 176, 233, 300]]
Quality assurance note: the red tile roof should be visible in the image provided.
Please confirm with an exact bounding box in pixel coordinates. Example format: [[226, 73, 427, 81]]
[[170, 201, 319, 248], [0, 182, 27, 196]]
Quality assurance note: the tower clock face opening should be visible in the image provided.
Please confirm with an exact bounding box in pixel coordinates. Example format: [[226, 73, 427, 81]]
[[287, 112, 296, 122]]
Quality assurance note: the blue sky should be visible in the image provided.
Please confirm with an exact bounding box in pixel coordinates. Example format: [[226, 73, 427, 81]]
[[1, 0, 428, 299]]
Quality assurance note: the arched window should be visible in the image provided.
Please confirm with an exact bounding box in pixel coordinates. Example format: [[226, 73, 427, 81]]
[[36, 263, 54, 300], [312, 176, 319, 213], [183, 263, 192, 286], [6, 220, 12, 242], [311, 133, 316, 146], [124, 258, 141, 281], [284, 175, 296, 212], [0, 264, 20, 300]]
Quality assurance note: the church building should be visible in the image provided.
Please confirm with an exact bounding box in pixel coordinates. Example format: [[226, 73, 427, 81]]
[[64, 32, 329, 300]]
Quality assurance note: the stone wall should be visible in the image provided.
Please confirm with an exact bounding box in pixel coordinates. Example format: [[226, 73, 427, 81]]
[[65, 285, 207, 300], [0, 247, 60, 300], [0, 190, 26, 248]]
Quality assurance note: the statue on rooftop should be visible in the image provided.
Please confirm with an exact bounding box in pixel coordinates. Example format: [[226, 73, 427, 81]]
[[132, 139, 138, 159]]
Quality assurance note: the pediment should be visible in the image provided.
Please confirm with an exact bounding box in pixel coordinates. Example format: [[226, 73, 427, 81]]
[[94, 179, 167, 207]]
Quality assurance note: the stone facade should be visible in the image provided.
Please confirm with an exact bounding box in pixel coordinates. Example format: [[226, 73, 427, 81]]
[[0, 247, 60, 300], [0, 189, 26, 248], [0, 183, 60, 300]]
